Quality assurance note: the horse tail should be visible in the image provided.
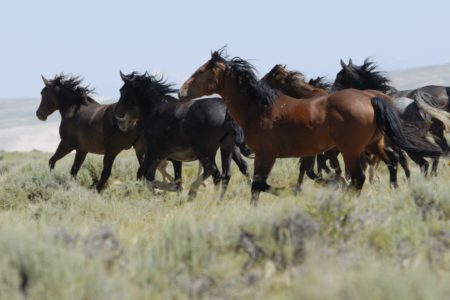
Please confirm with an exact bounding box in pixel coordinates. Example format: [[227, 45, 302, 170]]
[[371, 97, 442, 158], [225, 111, 253, 157], [446, 87, 450, 102], [414, 90, 450, 132]]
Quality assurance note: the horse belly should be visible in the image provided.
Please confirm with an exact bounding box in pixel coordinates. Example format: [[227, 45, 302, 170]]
[[168, 148, 197, 162], [75, 126, 106, 154], [278, 134, 334, 157]]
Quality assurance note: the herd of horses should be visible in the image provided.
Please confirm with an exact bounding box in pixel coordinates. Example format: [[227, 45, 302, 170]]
[[36, 48, 450, 205]]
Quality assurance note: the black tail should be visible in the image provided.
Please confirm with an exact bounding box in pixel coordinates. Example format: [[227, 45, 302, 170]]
[[371, 97, 442, 158], [225, 111, 253, 157]]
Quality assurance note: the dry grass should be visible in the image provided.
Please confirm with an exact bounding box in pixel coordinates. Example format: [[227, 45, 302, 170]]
[[0, 150, 450, 299]]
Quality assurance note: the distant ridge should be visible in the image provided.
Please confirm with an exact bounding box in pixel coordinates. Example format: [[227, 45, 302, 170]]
[[389, 63, 450, 90]]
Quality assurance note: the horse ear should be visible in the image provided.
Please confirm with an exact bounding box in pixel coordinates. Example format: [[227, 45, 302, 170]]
[[340, 59, 351, 72], [120, 70, 126, 82], [41, 75, 50, 85], [348, 58, 353, 66]]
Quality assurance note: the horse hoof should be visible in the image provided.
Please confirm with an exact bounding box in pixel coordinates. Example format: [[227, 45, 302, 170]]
[[187, 191, 196, 201], [268, 187, 284, 196], [153, 188, 165, 196], [293, 185, 302, 195]]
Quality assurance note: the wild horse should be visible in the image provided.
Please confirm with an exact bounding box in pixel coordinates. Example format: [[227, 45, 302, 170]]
[[179, 49, 441, 205], [333, 58, 450, 175], [261, 64, 342, 191], [114, 72, 250, 200], [36, 74, 170, 190]]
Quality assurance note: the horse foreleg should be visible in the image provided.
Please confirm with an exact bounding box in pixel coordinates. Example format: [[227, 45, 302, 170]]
[[170, 160, 182, 192], [251, 155, 276, 206], [133, 136, 146, 180], [96, 151, 119, 191], [295, 156, 316, 194], [49, 141, 73, 170], [431, 158, 439, 176], [70, 151, 87, 178], [408, 154, 430, 176], [219, 146, 233, 200], [317, 153, 331, 175]]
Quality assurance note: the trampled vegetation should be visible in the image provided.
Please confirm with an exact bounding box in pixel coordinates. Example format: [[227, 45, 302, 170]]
[[0, 150, 450, 299]]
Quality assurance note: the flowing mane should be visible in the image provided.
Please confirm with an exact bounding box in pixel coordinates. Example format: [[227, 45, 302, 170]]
[[50, 74, 95, 103], [308, 76, 332, 91], [122, 72, 178, 97], [212, 50, 276, 115], [353, 58, 396, 93]]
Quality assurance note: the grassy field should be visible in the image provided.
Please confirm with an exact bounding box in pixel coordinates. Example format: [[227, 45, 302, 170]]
[[0, 150, 450, 300]]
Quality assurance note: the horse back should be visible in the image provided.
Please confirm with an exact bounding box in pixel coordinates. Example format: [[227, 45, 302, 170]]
[[59, 102, 140, 154]]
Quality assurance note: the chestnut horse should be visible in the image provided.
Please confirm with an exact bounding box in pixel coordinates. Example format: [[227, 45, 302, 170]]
[[36, 74, 171, 190], [261, 64, 393, 184], [179, 49, 441, 205]]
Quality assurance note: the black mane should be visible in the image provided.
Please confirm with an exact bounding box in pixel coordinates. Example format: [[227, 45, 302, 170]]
[[212, 50, 276, 114], [51, 74, 94, 101], [308, 76, 332, 91], [286, 70, 306, 82], [123, 72, 178, 97], [353, 58, 396, 93]]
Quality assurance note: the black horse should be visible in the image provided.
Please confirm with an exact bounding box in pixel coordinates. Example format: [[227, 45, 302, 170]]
[[114, 72, 250, 200], [36, 74, 171, 190], [332, 59, 450, 175]]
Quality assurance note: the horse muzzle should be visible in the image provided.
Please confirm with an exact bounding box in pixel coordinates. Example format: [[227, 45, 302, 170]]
[[36, 110, 47, 121]]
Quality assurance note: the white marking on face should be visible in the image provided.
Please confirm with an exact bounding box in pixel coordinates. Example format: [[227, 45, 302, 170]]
[[179, 83, 189, 98]]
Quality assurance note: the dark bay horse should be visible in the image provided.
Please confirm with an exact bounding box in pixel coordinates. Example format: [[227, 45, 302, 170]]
[[36, 74, 170, 190], [114, 72, 250, 200], [333, 59, 450, 175], [179, 49, 441, 205], [261, 65, 342, 191]]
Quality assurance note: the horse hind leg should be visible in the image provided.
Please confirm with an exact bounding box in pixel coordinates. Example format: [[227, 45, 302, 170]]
[[188, 154, 220, 201], [342, 153, 366, 192], [157, 160, 174, 182], [395, 148, 411, 179], [232, 145, 250, 181]]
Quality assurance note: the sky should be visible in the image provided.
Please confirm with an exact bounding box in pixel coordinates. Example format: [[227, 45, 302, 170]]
[[1, 0, 450, 99]]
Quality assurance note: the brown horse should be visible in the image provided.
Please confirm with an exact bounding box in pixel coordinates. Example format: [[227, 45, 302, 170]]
[[261, 64, 343, 191], [36, 74, 170, 191], [179, 49, 441, 205]]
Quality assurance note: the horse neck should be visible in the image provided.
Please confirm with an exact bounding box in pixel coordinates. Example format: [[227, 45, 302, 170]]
[[289, 81, 327, 98], [138, 92, 172, 122], [217, 78, 266, 130], [54, 92, 86, 118]]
